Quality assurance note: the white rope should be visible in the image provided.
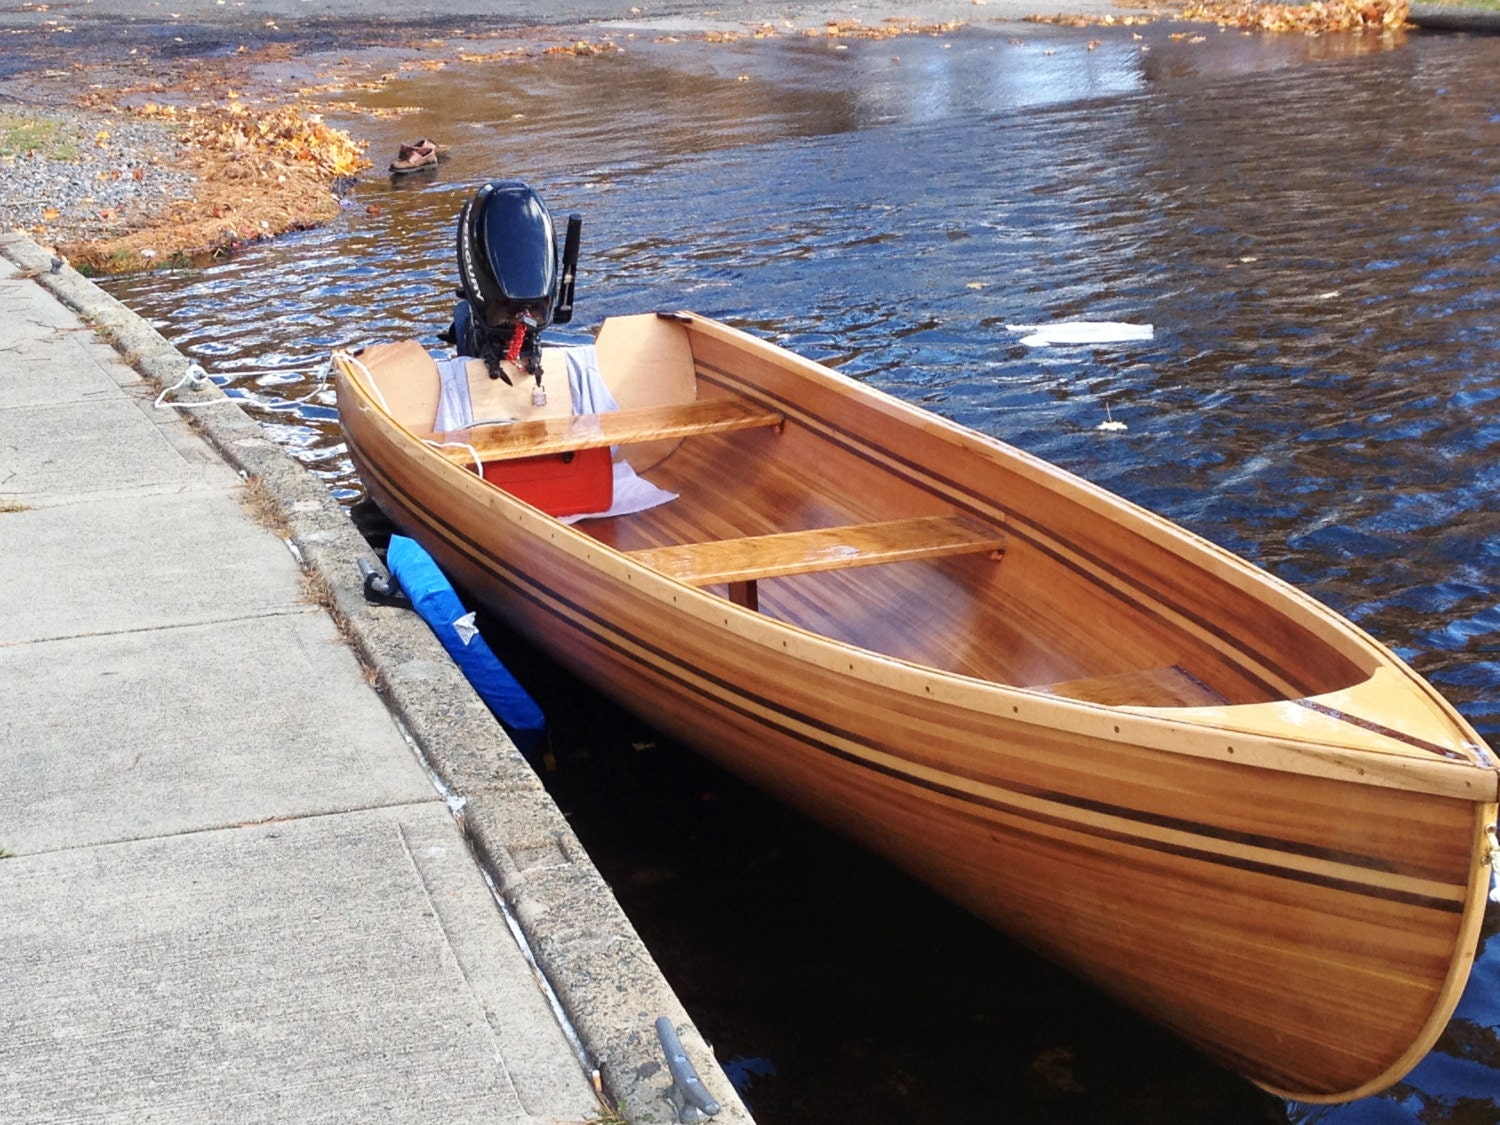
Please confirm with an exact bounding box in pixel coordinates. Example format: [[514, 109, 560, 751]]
[[152, 363, 221, 409], [341, 351, 391, 414], [348, 350, 482, 475], [155, 360, 332, 412], [211, 363, 327, 378], [264, 360, 332, 409], [423, 438, 483, 476]]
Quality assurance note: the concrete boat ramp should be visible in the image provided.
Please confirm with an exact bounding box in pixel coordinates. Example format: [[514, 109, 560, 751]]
[[0, 232, 749, 1124]]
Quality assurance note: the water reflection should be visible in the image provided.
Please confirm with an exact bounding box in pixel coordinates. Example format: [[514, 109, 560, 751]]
[[110, 24, 1500, 1122]]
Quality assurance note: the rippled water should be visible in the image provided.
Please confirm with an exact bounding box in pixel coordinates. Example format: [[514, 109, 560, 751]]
[[111, 23, 1500, 1122]]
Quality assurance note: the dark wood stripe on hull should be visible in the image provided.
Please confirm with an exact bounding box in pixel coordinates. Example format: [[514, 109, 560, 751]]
[[350, 435, 1467, 914], [1296, 698, 1468, 762]]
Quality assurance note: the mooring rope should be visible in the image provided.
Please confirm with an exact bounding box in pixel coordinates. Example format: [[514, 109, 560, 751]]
[[154, 360, 332, 411]]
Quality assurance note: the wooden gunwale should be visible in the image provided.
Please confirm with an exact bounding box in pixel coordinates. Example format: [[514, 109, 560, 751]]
[[672, 316, 1440, 696], [1294, 698, 1474, 763], [335, 339, 1497, 1102]]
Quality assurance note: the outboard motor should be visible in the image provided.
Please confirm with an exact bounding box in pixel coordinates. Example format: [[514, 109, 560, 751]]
[[447, 179, 581, 403]]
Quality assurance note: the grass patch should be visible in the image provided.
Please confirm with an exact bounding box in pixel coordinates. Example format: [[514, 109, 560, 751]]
[[0, 498, 28, 514], [0, 113, 79, 160], [238, 474, 289, 538], [300, 567, 333, 611], [0, 847, 14, 859]]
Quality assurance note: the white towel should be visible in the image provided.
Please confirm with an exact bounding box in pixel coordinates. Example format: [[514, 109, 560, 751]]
[[561, 459, 679, 525], [433, 356, 475, 432], [564, 345, 620, 415], [555, 345, 677, 522]]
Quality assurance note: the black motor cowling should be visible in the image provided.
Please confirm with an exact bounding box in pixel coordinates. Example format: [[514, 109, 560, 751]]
[[449, 180, 581, 384]]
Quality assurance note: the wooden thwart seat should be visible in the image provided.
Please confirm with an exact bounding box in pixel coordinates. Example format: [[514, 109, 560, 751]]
[[628, 514, 1007, 610], [422, 396, 784, 462]]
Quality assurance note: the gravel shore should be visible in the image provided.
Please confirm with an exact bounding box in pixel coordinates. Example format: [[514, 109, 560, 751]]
[[0, 111, 197, 251]]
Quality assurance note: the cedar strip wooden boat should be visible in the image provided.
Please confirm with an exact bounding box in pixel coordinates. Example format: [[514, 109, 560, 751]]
[[333, 312, 1500, 1103]]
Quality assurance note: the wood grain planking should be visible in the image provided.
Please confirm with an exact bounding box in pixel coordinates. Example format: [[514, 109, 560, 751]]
[[601, 423, 1262, 696], [349, 420, 1485, 1098], [546, 602, 1477, 1095]]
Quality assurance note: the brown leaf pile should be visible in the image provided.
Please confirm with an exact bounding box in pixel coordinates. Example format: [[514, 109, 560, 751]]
[[454, 47, 532, 65], [135, 101, 369, 179], [542, 39, 620, 57], [1178, 0, 1409, 30], [801, 18, 967, 38], [658, 18, 966, 44], [59, 102, 368, 273], [1025, 12, 1158, 25]]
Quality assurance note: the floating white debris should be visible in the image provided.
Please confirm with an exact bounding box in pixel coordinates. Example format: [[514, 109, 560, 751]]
[[1097, 402, 1128, 432], [1007, 321, 1154, 347]]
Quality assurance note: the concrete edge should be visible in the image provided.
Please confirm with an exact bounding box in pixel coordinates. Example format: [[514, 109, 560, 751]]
[[0, 230, 751, 1125]]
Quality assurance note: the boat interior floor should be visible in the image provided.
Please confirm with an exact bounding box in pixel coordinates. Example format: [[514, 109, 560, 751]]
[[569, 428, 1237, 708]]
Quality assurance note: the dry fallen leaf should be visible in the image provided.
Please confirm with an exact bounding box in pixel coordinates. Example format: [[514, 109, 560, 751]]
[[1178, 0, 1408, 32]]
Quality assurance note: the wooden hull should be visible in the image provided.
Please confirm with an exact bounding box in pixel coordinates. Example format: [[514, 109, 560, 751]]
[[334, 315, 1499, 1102]]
